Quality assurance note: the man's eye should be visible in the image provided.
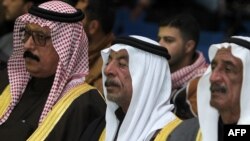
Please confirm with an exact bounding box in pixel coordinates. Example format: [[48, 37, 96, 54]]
[[119, 63, 127, 67], [106, 59, 111, 66], [157, 37, 161, 42], [225, 66, 233, 73], [36, 34, 46, 40], [24, 30, 31, 36], [211, 64, 215, 70], [164, 38, 173, 43]]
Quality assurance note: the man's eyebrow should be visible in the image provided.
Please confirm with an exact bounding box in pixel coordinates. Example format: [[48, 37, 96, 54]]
[[163, 36, 174, 39], [117, 54, 128, 60], [223, 60, 237, 67], [108, 52, 129, 61], [211, 59, 238, 68]]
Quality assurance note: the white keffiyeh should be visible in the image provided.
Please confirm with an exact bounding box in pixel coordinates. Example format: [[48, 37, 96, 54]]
[[197, 36, 250, 141], [101, 35, 176, 141]]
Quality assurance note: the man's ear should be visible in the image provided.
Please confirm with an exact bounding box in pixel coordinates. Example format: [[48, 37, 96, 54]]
[[24, 2, 34, 13], [185, 40, 195, 54], [88, 20, 100, 35]]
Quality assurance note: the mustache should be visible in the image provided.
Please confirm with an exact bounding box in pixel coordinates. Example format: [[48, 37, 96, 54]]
[[23, 51, 40, 62], [210, 83, 227, 93], [105, 78, 120, 87]]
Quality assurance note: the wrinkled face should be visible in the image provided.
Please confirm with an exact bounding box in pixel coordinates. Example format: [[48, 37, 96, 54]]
[[2, 0, 26, 21], [210, 48, 243, 113], [158, 26, 186, 68], [22, 23, 59, 78], [104, 49, 132, 111]]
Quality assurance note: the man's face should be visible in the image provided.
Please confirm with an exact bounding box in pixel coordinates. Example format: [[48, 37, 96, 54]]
[[158, 26, 186, 71], [2, 0, 26, 21], [210, 48, 243, 113], [104, 49, 132, 112], [22, 23, 59, 78]]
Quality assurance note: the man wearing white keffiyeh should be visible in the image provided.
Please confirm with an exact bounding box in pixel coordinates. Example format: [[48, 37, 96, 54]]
[[149, 36, 250, 141], [0, 1, 106, 141], [197, 36, 250, 141], [80, 35, 183, 141]]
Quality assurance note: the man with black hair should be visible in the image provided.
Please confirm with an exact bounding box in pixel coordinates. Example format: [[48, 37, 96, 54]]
[[158, 13, 208, 119], [65, 0, 116, 94], [81, 0, 116, 94]]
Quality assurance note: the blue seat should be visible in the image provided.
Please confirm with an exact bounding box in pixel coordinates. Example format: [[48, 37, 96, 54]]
[[113, 8, 158, 41], [197, 30, 225, 62]]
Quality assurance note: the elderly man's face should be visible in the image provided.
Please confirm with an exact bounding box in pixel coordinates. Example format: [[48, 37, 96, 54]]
[[209, 48, 243, 114], [104, 49, 132, 112], [22, 23, 59, 78]]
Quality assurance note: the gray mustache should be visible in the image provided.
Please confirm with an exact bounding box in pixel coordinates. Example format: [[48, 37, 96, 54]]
[[23, 51, 40, 62], [210, 84, 227, 93], [105, 79, 120, 87]]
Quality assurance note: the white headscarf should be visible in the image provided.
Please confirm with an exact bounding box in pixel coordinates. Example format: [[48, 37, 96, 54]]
[[0, 1, 88, 124], [197, 36, 250, 141], [101, 35, 176, 141]]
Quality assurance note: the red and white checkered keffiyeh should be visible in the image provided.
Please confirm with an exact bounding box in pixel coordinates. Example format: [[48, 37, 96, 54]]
[[0, 1, 89, 124], [171, 51, 208, 90]]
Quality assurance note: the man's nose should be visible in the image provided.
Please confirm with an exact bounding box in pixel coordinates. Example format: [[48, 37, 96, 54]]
[[210, 69, 222, 83], [104, 61, 116, 77], [23, 36, 35, 50], [158, 38, 164, 45]]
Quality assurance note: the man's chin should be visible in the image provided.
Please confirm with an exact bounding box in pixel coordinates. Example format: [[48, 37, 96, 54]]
[[106, 86, 119, 93], [25, 57, 39, 63], [210, 98, 225, 110], [106, 94, 118, 102]]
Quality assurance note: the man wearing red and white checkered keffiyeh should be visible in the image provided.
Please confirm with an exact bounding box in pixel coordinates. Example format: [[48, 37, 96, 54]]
[[0, 1, 106, 141], [158, 13, 209, 120]]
